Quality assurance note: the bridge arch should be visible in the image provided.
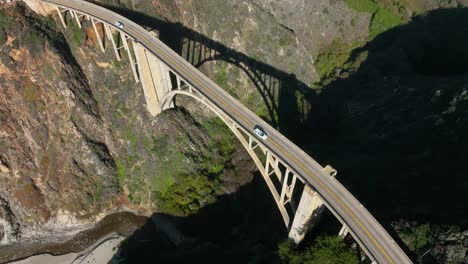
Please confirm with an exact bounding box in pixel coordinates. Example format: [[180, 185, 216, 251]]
[[158, 86, 304, 229]]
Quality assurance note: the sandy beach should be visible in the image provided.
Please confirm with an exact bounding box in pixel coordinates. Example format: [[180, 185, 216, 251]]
[[10, 233, 125, 264]]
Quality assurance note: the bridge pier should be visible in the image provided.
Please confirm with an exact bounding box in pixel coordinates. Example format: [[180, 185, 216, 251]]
[[288, 165, 337, 243], [133, 43, 173, 115], [339, 224, 349, 238]]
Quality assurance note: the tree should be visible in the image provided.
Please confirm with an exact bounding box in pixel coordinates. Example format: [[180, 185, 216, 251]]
[[278, 235, 358, 264]]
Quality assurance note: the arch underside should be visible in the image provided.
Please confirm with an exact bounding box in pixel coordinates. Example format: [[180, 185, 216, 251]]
[[194, 56, 281, 127], [160, 85, 303, 228]]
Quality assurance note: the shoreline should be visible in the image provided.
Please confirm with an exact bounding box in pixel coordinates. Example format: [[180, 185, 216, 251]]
[[9, 233, 125, 264], [0, 211, 148, 264]]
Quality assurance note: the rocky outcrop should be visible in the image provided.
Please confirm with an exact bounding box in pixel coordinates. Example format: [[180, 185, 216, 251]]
[[0, 0, 257, 247], [0, 2, 120, 244], [434, 227, 468, 263], [393, 220, 467, 263]]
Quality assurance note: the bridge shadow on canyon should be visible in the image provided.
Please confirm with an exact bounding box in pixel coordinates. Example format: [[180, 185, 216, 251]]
[[113, 175, 345, 264], [114, 174, 286, 263], [94, 6, 468, 262], [90, 1, 311, 138]]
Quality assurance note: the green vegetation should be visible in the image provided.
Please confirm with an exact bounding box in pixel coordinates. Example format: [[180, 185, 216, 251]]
[[214, 63, 229, 88], [67, 18, 85, 46], [23, 81, 40, 102], [315, 0, 406, 82], [344, 0, 403, 38], [278, 34, 295, 47], [124, 125, 138, 150], [0, 4, 64, 58], [202, 117, 235, 158], [0, 34, 7, 45], [0, 9, 14, 45], [116, 161, 126, 186], [112, 59, 122, 70], [148, 116, 238, 216], [21, 30, 46, 56], [370, 9, 403, 38], [278, 236, 358, 264], [111, 111, 149, 203], [85, 194, 93, 206], [255, 104, 272, 121], [345, 0, 379, 12], [0, 111, 6, 123], [399, 224, 432, 253], [151, 134, 187, 195], [154, 173, 222, 215], [315, 39, 367, 82], [93, 180, 104, 203]]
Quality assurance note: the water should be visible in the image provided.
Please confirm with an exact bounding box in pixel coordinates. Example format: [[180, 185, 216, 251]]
[[0, 212, 147, 263]]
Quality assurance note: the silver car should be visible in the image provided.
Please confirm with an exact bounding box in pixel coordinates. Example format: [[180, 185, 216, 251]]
[[253, 125, 268, 140], [114, 21, 124, 29]]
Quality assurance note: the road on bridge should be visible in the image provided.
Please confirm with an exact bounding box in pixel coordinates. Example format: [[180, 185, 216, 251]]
[[42, 1, 412, 263]]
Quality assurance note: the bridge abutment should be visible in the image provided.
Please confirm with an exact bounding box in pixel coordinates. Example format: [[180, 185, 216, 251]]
[[23, 0, 55, 16]]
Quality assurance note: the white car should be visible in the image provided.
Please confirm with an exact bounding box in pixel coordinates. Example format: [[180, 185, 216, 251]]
[[253, 125, 268, 140], [114, 21, 124, 29]]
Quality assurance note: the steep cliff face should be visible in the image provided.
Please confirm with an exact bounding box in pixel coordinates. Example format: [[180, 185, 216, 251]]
[[0, 3, 121, 244], [0, 1, 255, 246], [56, 11, 256, 217]]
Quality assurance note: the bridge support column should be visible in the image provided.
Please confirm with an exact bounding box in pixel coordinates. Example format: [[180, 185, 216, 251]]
[[120, 34, 140, 82], [54, 6, 67, 28], [70, 10, 81, 28], [279, 168, 297, 210], [91, 18, 105, 53], [339, 225, 349, 238], [288, 165, 337, 243], [103, 23, 121, 61]]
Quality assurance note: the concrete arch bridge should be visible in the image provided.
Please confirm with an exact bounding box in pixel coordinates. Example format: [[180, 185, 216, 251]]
[[23, 1, 412, 263]]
